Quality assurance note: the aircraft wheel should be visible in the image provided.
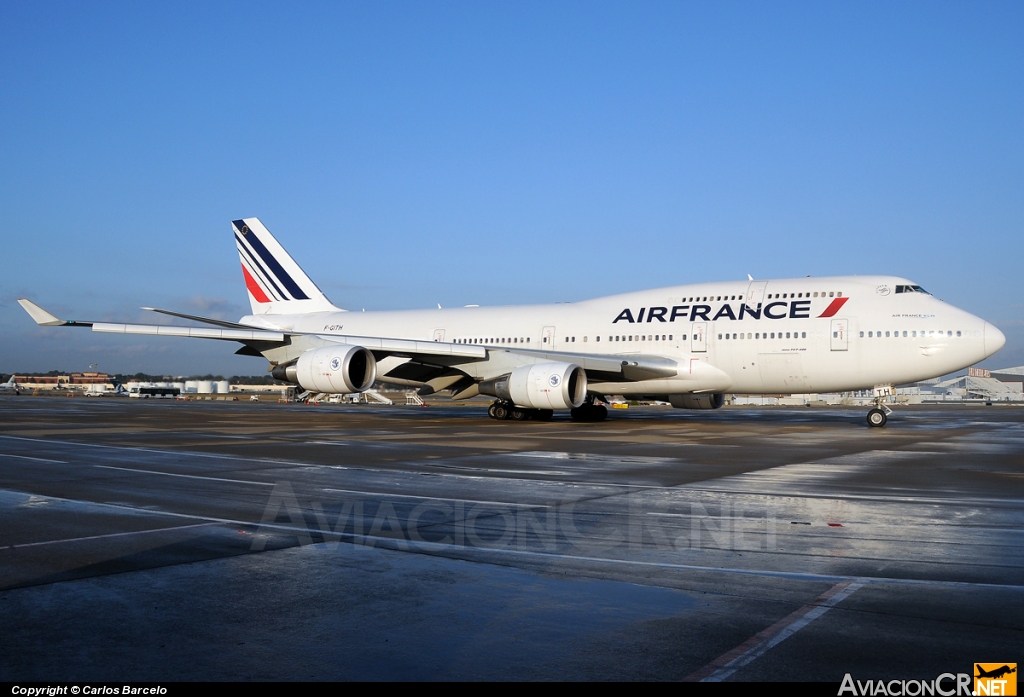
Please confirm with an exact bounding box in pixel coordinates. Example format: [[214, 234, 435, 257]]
[[571, 406, 597, 422], [510, 407, 528, 421], [595, 405, 608, 421], [493, 404, 509, 420], [488, 404, 498, 419], [866, 408, 887, 428]]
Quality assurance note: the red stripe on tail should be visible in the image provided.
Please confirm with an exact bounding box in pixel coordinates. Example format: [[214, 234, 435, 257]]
[[241, 264, 271, 303], [818, 297, 849, 318]]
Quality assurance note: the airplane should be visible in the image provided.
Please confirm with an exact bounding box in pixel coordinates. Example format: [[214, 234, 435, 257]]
[[976, 665, 1016, 680], [0, 376, 19, 392], [19, 217, 1006, 427]]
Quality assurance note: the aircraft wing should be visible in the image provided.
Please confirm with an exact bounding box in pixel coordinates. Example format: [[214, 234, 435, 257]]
[[17, 299, 486, 359], [19, 298, 675, 381], [485, 347, 679, 382]]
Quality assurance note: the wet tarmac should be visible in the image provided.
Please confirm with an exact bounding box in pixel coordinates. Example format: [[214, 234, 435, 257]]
[[0, 397, 1021, 681]]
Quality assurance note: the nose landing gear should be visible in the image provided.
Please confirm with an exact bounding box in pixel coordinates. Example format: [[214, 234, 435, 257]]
[[866, 407, 889, 428], [866, 398, 894, 428]]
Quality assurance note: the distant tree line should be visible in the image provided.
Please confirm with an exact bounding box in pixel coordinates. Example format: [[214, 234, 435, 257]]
[[1, 371, 287, 385]]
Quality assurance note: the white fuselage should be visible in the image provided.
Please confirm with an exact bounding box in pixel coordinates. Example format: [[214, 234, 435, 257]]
[[242, 275, 1004, 396]]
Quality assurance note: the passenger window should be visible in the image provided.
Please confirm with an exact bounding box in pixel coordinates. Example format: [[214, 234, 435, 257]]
[[860, 331, 864, 337], [885, 331, 890, 337], [718, 334, 722, 340], [829, 292, 834, 297], [813, 292, 818, 297], [837, 292, 842, 297], [956, 331, 961, 337], [801, 332, 806, 338], [868, 331, 873, 337]]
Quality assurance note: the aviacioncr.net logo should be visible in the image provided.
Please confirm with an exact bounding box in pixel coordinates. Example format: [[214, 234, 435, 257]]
[[839, 673, 973, 696]]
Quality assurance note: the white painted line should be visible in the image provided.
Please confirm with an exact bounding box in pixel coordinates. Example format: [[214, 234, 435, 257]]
[[2, 488, 1021, 591], [0, 434, 301, 465], [0, 453, 67, 464], [684, 580, 865, 682], [321, 487, 550, 508], [94, 464, 276, 486], [1, 523, 216, 551]]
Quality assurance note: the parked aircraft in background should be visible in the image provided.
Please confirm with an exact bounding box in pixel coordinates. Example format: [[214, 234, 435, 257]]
[[19, 218, 1005, 426], [0, 376, 19, 393]]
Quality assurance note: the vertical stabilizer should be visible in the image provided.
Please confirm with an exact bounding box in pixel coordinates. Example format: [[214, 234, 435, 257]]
[[233, 218, 342, 315]]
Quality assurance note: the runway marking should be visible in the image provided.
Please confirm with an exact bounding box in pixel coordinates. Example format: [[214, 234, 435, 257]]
[[0, 453, 68, 464], [683, 580, 865, 682], [2, 487, 1022, 591], [93, 464, 276, 486], [0, 523, 216, 551], [321, 487, 550, 508], [512, 451, 677, 464], [0, 434, 298, 464]]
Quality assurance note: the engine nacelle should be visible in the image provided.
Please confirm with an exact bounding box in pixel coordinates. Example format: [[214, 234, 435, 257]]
[[669, 393, 725, 410], [480, 362, 587, 410], [290, 345, 377, 394]]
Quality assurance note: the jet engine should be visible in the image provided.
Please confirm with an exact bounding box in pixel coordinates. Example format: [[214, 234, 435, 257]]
[[275, 345, 377, 394], [669, 393, 725, 410], [479, 362, 587, 410]]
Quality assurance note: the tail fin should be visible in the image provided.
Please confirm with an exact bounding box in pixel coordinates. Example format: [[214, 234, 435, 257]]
[[233, 217, 342, 315]]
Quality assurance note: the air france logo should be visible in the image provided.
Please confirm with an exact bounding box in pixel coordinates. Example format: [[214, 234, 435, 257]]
[[330, 357, 342, 371], [612, 298, 849, 324], [548, 374, 561, 388]]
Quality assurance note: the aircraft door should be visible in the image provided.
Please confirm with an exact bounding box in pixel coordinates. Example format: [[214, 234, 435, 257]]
[[830, 319, 848, 351], [542, 326, 555, 350], [691, 322, 707, 352], [433, 329, 445, 342], [745, 280, 768, 308]]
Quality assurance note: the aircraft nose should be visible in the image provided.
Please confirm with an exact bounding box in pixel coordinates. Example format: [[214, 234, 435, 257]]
[[984, 322, 1006, 357]]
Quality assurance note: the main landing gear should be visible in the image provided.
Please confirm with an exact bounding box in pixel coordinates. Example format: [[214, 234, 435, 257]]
[[488, 401, 553, 421], [570, 402, 608, 422], [486, 397, 609, 422]]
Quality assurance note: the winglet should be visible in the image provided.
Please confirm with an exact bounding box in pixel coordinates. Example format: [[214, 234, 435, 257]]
[[18, 299, 66, 326], [747, 274, 754, 281]]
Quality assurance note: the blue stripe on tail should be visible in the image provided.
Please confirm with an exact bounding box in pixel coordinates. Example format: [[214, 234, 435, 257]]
[[232, 220, 309, 300]]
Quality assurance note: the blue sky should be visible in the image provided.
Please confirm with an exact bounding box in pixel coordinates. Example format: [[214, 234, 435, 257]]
[[2, 1, 1021, 376]]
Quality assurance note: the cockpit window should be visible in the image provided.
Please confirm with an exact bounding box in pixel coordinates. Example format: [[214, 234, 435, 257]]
[[895, 285, 931, 295]]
